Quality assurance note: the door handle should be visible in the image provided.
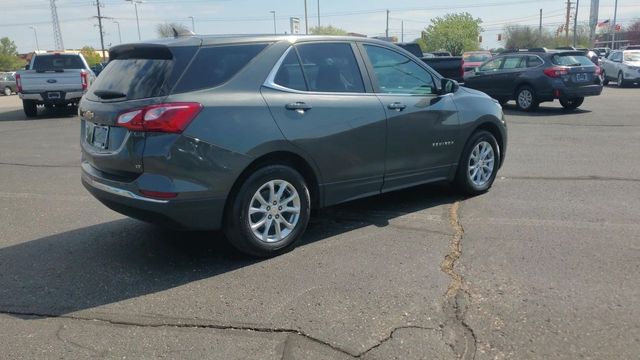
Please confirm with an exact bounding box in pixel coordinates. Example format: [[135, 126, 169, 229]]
[[387, 102, 407, 111], [285, 102, 312, 114]]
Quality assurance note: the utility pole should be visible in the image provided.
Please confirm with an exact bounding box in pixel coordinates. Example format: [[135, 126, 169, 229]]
[[113, 20, 122, 44], [126, 0, 142, 41], [270, 11, 276, 35], [565, 0, 572, 40], [50, 0, 64, 50], [401, 20, 404, 43], [317, 0, 320, 27], [386, 9, 390, 38], [572, 0, 580, 47], [610, 0, 618, 49], [304, 0, 308, 34], [539, 9, 543, 37], [29, 26, 40, 52], [95, 0, 106, 60]]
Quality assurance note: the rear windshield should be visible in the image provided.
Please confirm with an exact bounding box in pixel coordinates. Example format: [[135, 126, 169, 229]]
[[551, 54, 594, 66], [33, 54, 84, 71]]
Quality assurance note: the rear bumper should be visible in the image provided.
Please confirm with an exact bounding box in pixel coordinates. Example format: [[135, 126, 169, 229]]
[[20, 90, 85, 103], [558, 84, 603, 98], [81, 166, 226, 230]]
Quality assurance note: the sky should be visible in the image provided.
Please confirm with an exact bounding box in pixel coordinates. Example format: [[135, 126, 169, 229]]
[[1, 0, 639, 53]]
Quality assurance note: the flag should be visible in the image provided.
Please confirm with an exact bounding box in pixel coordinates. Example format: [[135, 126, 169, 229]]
[[597, 19, 610, 27]]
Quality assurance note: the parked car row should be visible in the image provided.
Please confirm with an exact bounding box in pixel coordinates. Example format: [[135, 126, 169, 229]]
[[600, 47, 640, 87]]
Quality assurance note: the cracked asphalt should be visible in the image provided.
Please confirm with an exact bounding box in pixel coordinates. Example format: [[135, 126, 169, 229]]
[[1, 87, 639, 359]]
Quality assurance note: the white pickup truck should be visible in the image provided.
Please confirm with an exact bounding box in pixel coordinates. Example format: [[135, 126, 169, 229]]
[[16, 53, 95, 117]]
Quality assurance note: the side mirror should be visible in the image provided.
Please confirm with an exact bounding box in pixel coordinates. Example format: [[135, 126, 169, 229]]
[[441, 78, 459, 95]]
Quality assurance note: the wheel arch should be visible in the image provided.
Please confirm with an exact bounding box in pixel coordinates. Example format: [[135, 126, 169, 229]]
[[470, 119, 506, 168]]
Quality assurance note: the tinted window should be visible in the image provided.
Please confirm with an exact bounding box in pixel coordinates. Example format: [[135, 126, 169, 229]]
[[479, 58, 503, 71], [295, 43, 365, 93], [274, 48, 307, 91], [33, 54, 84, 71], [463, 53, 492, 62], [526, 56, 543, 67], [551, 54, 595, 66], [174, 43, 268, 93], [364, 45, 435, 95], [502, 56, 523, 69]]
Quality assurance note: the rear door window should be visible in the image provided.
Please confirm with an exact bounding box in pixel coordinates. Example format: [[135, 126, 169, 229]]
[[173, 43, 269, 93], [526, 56, 543, 67], [295, 43, 365, 93], [33, 54, 84, 71]]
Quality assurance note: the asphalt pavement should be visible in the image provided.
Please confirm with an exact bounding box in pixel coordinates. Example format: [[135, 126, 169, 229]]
[[0, 88, 638, 359]]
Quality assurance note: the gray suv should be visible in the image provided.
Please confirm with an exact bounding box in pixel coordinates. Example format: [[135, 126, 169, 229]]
[[80, 35, 507, 256]]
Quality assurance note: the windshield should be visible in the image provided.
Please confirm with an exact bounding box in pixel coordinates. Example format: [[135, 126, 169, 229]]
[[463, 53, 492, 62], [551, 54, 594, 66], [624, 51, 640, 62]]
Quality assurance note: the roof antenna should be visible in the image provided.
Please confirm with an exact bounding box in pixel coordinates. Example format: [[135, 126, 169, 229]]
[[172, 26, 196, 38]]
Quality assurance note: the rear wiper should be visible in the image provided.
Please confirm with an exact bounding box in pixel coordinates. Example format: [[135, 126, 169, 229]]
[[93, 90, 127, 100]]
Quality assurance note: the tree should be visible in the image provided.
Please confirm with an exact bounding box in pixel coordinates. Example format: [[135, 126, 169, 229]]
[[626, 19, 640, 45], [0, 37, 25, 71], [421, 13, 482, 56], [309, 25, 348, 36], [156, 23, 191, 38], [503, 24, 592, 49], [80, 46, 102, 67]]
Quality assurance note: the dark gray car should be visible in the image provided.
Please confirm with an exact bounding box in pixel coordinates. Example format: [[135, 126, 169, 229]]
[[80, 35, 507, 257]]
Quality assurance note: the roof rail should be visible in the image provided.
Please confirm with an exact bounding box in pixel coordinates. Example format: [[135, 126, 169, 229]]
[[555, 46, 576, 50], [502, 47, 547, 53]]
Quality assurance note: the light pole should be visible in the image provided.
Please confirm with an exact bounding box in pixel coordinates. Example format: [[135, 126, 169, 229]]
[[125, 0, 142, 41], [610, 0, 618, 49], [188, 16, 195, 33], [113, 20, 122, 44], [29, 26, 40, 52], [572, 0, 580, 47], [270, 11, 276, 35], [317, 0, 320, 27], [304, 0, 308, 34]]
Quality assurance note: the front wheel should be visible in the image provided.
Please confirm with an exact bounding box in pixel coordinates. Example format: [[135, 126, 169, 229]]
[[617, 72, 626, 88], [22, 100, 37, 118], [559, 97, 584, 110], [515, 86, 538, 111], [454, 131, 501, 195], [224, 165, 311, 257]]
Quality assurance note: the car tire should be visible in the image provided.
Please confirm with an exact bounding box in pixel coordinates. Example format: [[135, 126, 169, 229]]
[[617, 72, 626, 88], [515, 86, 538, 111], [602, 70, 609, 85], [224, 165, 311, 257], [3, 87, 11, 96], [23, 100, 37, 118], [454, 130, 500, 196], [559, 97, 584, 110]]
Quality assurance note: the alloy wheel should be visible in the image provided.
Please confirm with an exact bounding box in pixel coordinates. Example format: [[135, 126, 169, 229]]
[[517, 89, 533, 109], [248, 179, 301, 243], [468, 141, 495, 187]]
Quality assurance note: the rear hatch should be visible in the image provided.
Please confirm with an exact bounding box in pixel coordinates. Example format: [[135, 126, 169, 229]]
[[549, 51, 599, 88], [21, 54, 85, 92], [79, 43, 198, 179]]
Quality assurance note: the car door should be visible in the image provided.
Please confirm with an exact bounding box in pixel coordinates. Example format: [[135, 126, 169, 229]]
[[602, 51, 621, 78], [492, 55, 527, 97], [261, 42, 388, 205], [359, 43, 460, 192], [463, 57, 505, 97]]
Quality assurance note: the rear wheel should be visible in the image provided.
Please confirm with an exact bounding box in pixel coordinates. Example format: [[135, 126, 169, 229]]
[[22, 100, 37, 118], [454, 130, 500, 195], [224, 165, 311, 257], [3, 87, 11, 96], [515, 86, 538, 111], [559, 97, 584, 110]]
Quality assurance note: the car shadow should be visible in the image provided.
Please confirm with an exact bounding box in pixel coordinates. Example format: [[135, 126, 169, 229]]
[[0, 182, 460, 318], [502, 103, 592, 117], [0, 105, 77, 122]]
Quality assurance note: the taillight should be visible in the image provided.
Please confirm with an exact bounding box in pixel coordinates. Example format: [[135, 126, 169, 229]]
[[15, 73, 22, 93], [80, 70, 89, 91], [543, 66, 569, 78], [460, 64, 465, 78], [594, 66, 602, 76], [116, 102, 203, 134]]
